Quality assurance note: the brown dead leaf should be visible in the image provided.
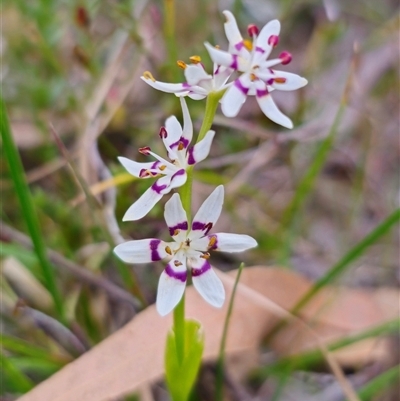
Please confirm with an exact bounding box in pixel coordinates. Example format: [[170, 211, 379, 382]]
[[18, 267, 398, 401]]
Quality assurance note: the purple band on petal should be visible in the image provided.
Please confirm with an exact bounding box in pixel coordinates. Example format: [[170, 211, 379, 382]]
[[192, 221, 205, 231], [150, 239, 162, 261], [191, 260, 211, 277], [234, 42, 244, 51], [187, 146, 196, 165], [171, 169, 185, 181], [230, 54, 239, 70], [234, 79, 249, 95], [151, 161, 160, 169], [182, 82, 191, 88], [151, 181, 168, 194], [170, 136, 190, 150], [255, 46, 265, 54], [256, 88, 269, 97], [214, 65, 220, 75], [169, 222, 188, 236], [165, 263, 187, 282]]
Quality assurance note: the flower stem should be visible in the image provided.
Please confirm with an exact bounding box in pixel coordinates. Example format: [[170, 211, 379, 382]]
[[173, 292, 185, 364], [197, 91, 224, 142]]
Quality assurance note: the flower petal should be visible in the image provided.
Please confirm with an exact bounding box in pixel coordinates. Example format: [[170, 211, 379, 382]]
[[180, 97, 193, 145], [269, 71, 308, 91], [213, 65, 233, 90], [256, 89, 293, 129], [156, 256, 187, 316], [164, 193, 188, 241], [118, 157, 157, 178], [255, 19, 281, 60], [191, 259, 225, 308], [220, 75, 251, 117], [222, 10, 243, 47], [205, 233, 257, 252], [164, 115, 183, 149], [190, 185, 224, 240], [141, 76, 187, 94], [186, 130, 215, 166], [204, 43, 244, 70], [168, 169, 187, 190], [184, 64, 211, 86], [114, 239, 168, 263], [122, 186, 163, 221]]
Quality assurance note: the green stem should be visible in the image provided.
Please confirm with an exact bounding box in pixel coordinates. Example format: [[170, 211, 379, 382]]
[[171, 91, 223, 367], [0, 98, 65, 322]]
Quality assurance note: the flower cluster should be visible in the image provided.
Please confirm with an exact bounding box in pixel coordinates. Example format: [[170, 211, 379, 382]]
[[141, 11, 307, 129], [114, 10, 307, 316]]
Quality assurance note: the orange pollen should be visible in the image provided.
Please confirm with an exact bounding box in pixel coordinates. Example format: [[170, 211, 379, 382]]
[[173, 229, 180, 236], [177, 60, 187, 69], [243, 39, 253, 51], [165, 246, 172, 255], [143, 71, 156, 82], [174, 260, 183, 267], [159, 165, 166, 171], [208, 236, 217, 248], [200, 252, 211, 259], [250, 73, 257, 81], [215, 45, 220, 49], [274, 77, 287, 84], [177, 141, 184, 151], [189, 55, 201, 64]]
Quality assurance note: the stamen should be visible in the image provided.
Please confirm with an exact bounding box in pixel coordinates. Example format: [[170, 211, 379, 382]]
[[139, 169, 148, 178], [200, 252, 210, 259], [243, 39, 253, 51], [174, 260, 183, 267], [177, 141, 184, 151], [189, 55, 201, 64], [268, 35, 279, 47], [139, 146, 151, 155], [177, 60, 187, 69], [159, 165, 167, 171], [274, 77, 287, 84], [208, 236, 217, 248], [165, 246, 172, 255], [159, 126, 168, 138], [143, 71, 156, 82], [250, 73, 257, 81], [279, 51, 292, 65], [173, 229, 180, 236], [247, 24, 259, 37]]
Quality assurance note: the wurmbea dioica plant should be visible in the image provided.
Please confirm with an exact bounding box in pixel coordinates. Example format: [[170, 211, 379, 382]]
[[114, 10, 307, 400]]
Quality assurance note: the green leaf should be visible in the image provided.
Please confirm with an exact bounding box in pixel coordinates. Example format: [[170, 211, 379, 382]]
[[165, 319, 204, 401]]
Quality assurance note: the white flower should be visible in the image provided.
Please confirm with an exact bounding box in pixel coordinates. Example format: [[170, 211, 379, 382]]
[[114, 185, 257, 316], [119, 97, 214, 220], [205, 10, 308, 129], [141, 56, 232, 99]]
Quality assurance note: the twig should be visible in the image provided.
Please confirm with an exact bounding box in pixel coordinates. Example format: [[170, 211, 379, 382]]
[[0, 223, 140, 309]]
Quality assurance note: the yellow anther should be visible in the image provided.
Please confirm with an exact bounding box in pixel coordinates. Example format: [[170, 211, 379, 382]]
[[189, 55, 201, 64], [215, 45, 220, 49], [250, 73, 257, 81], [177, 141, 184, 151], [274, 77, 287, 84], [143, 71, 156, 82], [208, 236, 217, 248], [200, 252, 210, 259], [165, 246, 172, 255], [159, 165, 167, 171], [243, 39, 253, 51], [173, 229, 180, 236], [177, 60, 187, 69], [174, 260, 183, 267]]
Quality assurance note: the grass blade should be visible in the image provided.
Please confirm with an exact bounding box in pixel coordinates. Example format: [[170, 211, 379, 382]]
[[216, 263, 245, 401], [0, 98, 64, 321], [0, 351, 34, 393]]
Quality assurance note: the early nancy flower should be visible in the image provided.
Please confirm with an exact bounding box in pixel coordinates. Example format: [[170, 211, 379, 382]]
[[205, 10, 308, 129], [114, 185, 257, 316], [119, 97, 214, 220], [141, 56, 232, 99]]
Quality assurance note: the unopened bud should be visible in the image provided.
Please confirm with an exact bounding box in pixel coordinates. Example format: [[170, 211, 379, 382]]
[[247, 24, 259, 37], [279, 51, 292, 65], [268, 35, 279, 47]]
